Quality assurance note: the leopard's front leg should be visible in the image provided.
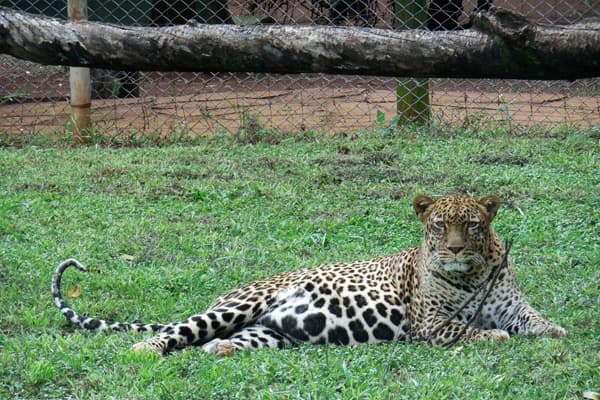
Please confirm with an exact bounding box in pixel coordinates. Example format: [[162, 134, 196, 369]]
[[418, 314, 510, 346], [410, 286, 510, 346], [501, 300, 566, 338]]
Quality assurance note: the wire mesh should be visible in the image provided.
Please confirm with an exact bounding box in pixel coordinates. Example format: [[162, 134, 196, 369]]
[[1, 0, 599, 136]]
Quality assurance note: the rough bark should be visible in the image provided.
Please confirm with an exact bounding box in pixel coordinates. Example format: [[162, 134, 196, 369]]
[[0, 6, 599, 79]]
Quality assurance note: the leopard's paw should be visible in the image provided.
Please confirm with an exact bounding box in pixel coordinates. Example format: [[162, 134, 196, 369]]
[[530, 323, 567, 338], [548, 324, 567, 338], [132, 341, 164, 355], [202, 339, 236, 357], [216, 340, 235, 357], [473, 329, 510, 343]]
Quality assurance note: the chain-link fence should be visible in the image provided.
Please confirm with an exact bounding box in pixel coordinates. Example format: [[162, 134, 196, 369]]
[[1, 0, 599, 136]]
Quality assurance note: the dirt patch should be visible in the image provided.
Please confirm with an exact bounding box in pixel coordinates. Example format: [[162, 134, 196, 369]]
[[14, 182, 61, 192], [475, 154, 530, 166], [1, 85, 598, 136]]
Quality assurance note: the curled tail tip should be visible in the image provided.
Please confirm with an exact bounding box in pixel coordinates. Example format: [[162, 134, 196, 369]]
[[57, 258, 87, 273], [53, 258, 87, 300], [52, 259, 164, 334]]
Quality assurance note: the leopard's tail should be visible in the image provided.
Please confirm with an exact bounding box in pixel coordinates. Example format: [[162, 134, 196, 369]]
[[52, 259, 168, 334]]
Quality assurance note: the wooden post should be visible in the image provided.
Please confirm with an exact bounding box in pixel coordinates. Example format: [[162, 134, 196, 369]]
[[394, 0, 430, 125], [68, 0, 91, 142]]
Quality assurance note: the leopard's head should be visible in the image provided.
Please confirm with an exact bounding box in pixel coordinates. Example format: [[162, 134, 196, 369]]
[[412, 194, 501, 273]]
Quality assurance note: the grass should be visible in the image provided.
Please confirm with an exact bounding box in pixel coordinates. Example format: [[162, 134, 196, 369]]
[[0, 125, 598, 399]]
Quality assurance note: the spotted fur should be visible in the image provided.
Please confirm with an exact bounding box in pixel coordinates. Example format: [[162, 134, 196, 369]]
[[52, 194, 565, 355]]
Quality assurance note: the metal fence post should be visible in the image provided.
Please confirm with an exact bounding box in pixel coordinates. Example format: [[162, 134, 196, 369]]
[[394, 0, 430, 125], [68, 0, 91, 142]]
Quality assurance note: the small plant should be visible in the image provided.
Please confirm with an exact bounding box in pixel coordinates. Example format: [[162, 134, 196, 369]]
[[375, 109, 401, 135], [498, 92, 515, 133], [235, 108, 264, 144], [222, 101, 284, 144], [199, 106, 231, 135], [462, 111, 488, 132], [27, 360, 55, 385], [0, 88, 27, 106]]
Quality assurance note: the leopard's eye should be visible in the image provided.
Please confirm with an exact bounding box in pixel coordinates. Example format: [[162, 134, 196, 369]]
[[468, 221, 480, 229], [434, 220, 445, 229]]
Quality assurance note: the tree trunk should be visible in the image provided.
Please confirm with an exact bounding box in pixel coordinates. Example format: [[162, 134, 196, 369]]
[[0, 6, 599, 80]]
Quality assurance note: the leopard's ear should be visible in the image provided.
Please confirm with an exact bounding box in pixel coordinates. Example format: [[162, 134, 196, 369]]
[[413, 195, 435, 223], [478, 195, 502, 220]]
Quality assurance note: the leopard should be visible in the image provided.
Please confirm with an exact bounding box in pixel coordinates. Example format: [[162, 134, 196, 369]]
[[52, 194, 566, 356]]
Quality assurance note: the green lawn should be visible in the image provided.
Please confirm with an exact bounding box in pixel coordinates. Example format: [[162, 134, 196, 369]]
[[0, 127, 598, 399]]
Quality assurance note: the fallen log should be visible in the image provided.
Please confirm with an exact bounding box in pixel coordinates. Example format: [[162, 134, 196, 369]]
[[0, 6, 599, 79]]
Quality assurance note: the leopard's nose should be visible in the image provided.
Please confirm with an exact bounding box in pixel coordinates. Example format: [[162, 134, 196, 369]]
[[448, 246, 464, 254]]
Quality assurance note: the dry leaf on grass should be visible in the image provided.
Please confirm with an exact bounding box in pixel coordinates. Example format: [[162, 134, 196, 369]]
[[67, 283, 81, 298]]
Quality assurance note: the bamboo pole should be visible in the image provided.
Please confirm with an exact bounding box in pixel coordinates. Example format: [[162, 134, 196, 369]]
[[394, 0, 430, 125], [68, 0, 91, 142]]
